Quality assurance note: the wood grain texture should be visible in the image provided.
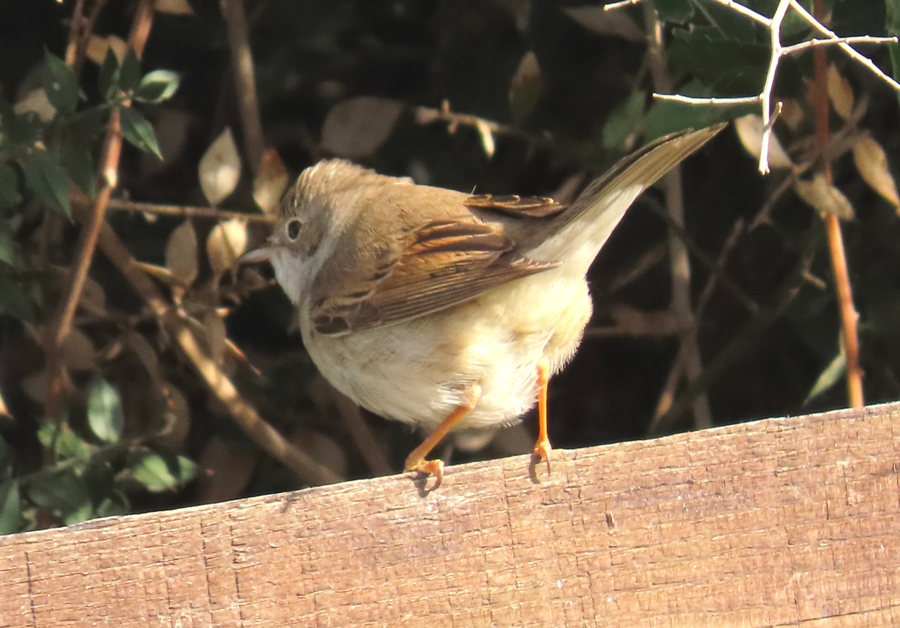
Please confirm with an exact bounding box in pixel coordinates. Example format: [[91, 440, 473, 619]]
[[2, 403, 899, 627]]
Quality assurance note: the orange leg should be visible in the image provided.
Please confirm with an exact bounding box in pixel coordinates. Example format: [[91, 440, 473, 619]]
[[405, 385, 481, 490], [532, 357, 552, 474]]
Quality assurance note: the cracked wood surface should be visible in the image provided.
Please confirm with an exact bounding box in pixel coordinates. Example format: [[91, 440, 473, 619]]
[[1, 403, 899, 627]]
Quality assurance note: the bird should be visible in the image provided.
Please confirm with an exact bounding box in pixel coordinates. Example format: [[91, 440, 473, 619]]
[[241, 124, 724, 489]]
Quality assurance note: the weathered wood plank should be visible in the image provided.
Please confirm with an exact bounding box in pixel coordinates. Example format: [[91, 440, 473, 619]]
[[2, 403, 899, 627]]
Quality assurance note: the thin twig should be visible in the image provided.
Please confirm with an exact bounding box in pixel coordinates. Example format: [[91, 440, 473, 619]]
[[220, 0, 266, 173], [790, 0, 900, 93], [604, 242, 668, 294], [650, 219, 745, 426], [71, 0, 112, 76], [45, 0, 155, 421], [650, 226, 819, 435], [653, 94, 761, 105], [64, 0, 87, 66], [586, 306, 692, 338], [811, 0, 863, 408], [781, 36, 899, 56], [644, 4, 713, 430], [97, 197, 275, 223], [603, 0, 643, 11], [643, 197, 759, 313], [414, 103, 559, 153]]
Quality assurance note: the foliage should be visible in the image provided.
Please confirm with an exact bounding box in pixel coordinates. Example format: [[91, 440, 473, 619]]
[[0, 0, 898, 533]]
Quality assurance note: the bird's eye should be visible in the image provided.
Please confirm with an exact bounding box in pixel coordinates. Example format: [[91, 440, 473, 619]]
[[285, 218, 302, 241]]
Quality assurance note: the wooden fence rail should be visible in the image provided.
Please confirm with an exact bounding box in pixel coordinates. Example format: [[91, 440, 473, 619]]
[[2, 403, 899, 626]]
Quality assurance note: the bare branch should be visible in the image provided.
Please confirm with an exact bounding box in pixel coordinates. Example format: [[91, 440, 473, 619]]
[[655, 0, 900, 174]]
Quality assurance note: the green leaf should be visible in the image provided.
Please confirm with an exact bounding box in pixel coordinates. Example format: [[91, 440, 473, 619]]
[[119, 107, 161, 158], [36, 420, 58, 449], [87, 379, 124, 443], [26, 469, 89, 513], [94, 490, 130, 518], [134, 70, 181, 104], [119, 49, 142, 95], [131, 452, 197, 492], [805, 350, 847, 405], [54, 426, 92, 462], [602, 90, 646, 151], [0, 162, 21, 210], [649, 0, 694, 23], [62, 499, 94, 525], [25, 149, 71, 216], [0, 481, 21, 535], [667, 27, 770, 95], [62, 140, 96, 197], [42, 51, 79, 116], [98, 48, 119, 102], [0, 273, 35, 320], [886, 0, 900, 108]]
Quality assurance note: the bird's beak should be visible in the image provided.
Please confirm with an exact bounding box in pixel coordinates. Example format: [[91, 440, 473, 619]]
[[237, 247, 272, 264]]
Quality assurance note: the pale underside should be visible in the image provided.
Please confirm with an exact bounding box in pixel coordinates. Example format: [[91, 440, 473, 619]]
[[301, 261, 592, 431]]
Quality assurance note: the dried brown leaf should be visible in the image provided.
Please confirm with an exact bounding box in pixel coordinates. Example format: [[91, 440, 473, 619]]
[[475, 119, 495, 158], [852, 135, 900, 210], [61, 328, 97, 372], [827, 64, 854, 120], [134, 262, 188, 289], [253, 148, 290, 216], [779, 99, 805, 130], [85, 35, 128, 64], [165, 220, 199, 286], [79, 275, 107, 314], [734, 114, 793, 170], [508, 51, 541, 122], [794, 173, 855, 220], [14, 89, 55, 123], [320, 96, 403, 159], [156, 0, 195, 15], [196, 436, 258, 503], [207, 218, 248, 277], [199, 128, 241, 206]]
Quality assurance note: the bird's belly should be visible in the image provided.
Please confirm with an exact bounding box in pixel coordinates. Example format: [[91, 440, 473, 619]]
[[303, 270, 593, 431]]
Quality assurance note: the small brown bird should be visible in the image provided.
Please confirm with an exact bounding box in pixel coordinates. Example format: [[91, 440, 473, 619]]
[[242, 125, 724, 488]]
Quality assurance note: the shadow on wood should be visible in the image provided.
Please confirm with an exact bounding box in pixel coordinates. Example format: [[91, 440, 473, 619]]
[[2, 403, 899, 626]]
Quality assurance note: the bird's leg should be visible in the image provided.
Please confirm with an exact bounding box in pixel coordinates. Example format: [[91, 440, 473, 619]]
[[405, 384, 482, 490], [532, 357, 552, 474]]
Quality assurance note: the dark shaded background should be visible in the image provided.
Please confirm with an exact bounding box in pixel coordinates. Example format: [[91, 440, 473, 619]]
[[1, 0, 899, 524]]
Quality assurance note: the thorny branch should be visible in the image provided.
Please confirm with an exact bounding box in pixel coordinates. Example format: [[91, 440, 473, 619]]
[[627, 0, 900, 174]]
